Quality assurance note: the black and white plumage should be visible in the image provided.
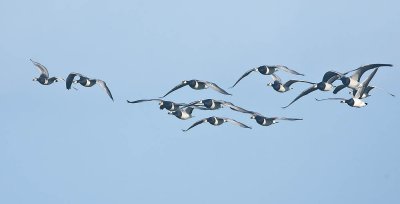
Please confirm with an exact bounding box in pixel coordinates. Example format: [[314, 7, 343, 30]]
[[241, 110, 302, 126], [184, 99, 249, 113], [231, 65, 304, 88], [182, 116, 251, 132], [161, 80, 231, 98], [66, 72, 114, 101], [267, 74, 314, 93], [316, 68, 379, 108], [168, 107, 195, 120], [282, 71, 343, 108], [31, 59, 64, 85], [127, 99, 188, 111], [333, 64, 393, 94]]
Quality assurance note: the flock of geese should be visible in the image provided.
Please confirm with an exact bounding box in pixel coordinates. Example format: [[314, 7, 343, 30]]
[[31, 59, 396, 131]]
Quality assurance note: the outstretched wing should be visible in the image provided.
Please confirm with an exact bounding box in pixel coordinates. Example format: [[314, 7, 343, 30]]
[[322, 71, 342, 83], [271, 73, 282, 82], [96, 80, 114, 101], [30, 59, 49, 78], [350, 64, 392, 82], [333, 84, 347, 94], [66, 72, 82, 90], [282, 84, 318, 108], [355, 68, 378, 99], [223, 118, 252, 129], [127, 99, 161, 104], [182, 118, 208, 132], [161, 81, 188, 98], [205, 82, 232, 95], [272, 117, 303, 121], [283, 80, 314, 88], [230, 68, 257, 88], [315, 97, 346, 101], [276, 65, 304, 76], [218, 100, 250, 113]]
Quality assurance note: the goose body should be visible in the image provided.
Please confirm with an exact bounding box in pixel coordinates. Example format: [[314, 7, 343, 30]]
[[127, 99, 187, 111], [31, 59, 64, 85], [66, 72, 113, 101]]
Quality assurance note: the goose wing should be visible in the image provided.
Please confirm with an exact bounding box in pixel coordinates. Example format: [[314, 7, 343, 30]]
[[30, 59, 49, 78], [271, 117, 303, 121], [218, 100, 250, 113], [127, 99, 161, 104], [223, 118, 252, 129], [204, 81, 232, 95], [271, 73, 282, 82], [350, 64, 392, 82], [182, 118, 208, 132], [96, 80, 114, 101], [276, 65, 304, 76], [283, 80, 314, 88], [315, 97, 346, 101], [66, 72, 84, 89], [323, 71, 342, 83], [355, 68, 378, 99], [161, 81, 188, 98], [333, 84, 347, 94], [230, 68, 258, 88], [282, 84, 318, 108]]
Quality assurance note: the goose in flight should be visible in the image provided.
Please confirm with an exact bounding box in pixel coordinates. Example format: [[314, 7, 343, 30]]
[[333, 64, 393, 94], [183, 99, 248, 113], [182, 116, 251, 132], [267, 74, 314, 93], [241, 110, 302, 126], [66, 72, 114, 101], [31, 59, 64, 85], [231, 65, 304, 88], [168, 107, 196, 120], [282, 71, 342, 108], [127, 99, 189, 111], [161, 79, 231, 98], [316, 68, 379, 108]]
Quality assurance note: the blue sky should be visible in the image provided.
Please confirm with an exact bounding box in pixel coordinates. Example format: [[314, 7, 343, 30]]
[[1, 0, 399, 203]]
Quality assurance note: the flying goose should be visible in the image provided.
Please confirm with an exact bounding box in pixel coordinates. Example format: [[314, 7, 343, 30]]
[[182, 116, 251, 132], [127, 99, 189, 111], [231, 65, 304, 88], [161, 79, 231, 98], [267, 74, 314, 93], [333, 64, 393, 94], [31, 59, 64, 85], [282, 71, 343, 108], [66, 72, 113, 101], [183, 99, 249, 113], [241, 110, 302, 126], [168, 107, 196, 120], [315, 68, 379, 108]]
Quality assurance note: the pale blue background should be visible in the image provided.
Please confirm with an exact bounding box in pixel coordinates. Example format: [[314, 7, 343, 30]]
[[1, 0, 399, 203]]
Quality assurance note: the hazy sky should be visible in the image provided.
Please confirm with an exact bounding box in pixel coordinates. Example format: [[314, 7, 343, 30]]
[[1, 0, 399, 203]]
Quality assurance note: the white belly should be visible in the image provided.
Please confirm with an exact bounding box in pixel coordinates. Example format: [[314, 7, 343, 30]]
[[278, 85, 286, 92], [85, 80, 92, 86], [323, 83, 333, 91], [353, 98, 367, 107], [180, 112, 191, 120], [348, 79, 360, 89]]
